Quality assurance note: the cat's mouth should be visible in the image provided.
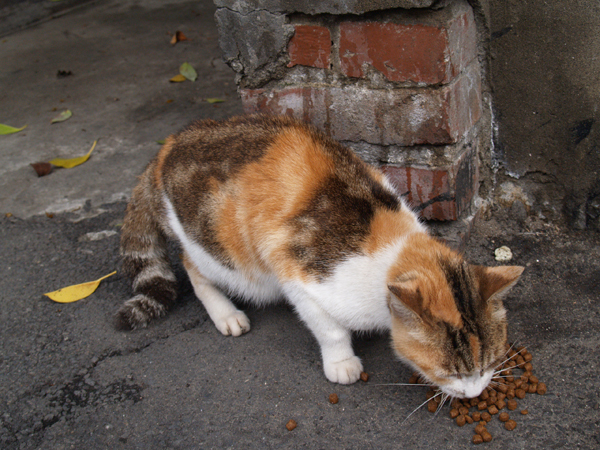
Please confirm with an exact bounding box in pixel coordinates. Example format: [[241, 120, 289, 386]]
[[437, 370, 494, 399]]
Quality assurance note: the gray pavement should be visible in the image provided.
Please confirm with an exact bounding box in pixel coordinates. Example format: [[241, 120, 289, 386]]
[[1, 1, 600, 449]]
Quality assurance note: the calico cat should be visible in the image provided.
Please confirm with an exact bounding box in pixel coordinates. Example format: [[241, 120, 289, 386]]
[[117, 114, 523, 398]]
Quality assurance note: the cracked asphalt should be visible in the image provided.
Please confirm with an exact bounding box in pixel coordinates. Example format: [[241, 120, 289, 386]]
[[1, 0, 600, 449]]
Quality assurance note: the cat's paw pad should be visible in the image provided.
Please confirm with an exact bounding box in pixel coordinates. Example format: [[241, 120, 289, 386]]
[[324, 356, 363, 384], [214, 311, 251, 337]]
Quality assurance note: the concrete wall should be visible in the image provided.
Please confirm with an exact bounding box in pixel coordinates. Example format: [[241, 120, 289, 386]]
[[483, 0, 600, 230]]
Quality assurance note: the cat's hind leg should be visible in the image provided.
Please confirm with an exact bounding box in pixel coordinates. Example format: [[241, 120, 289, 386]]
[[183, 253, 250, 337]]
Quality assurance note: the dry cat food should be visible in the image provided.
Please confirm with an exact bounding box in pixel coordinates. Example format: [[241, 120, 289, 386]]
[[329, 393, 339, 404], [414, 344, 547, 444], [285, 419, 297, 431]]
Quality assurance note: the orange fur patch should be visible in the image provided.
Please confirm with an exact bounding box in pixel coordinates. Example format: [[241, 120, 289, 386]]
[[362, 208, 420, 255], [469, 334, 480, 367], [213, 127, 334, 281], [388, 233, 463, 328]]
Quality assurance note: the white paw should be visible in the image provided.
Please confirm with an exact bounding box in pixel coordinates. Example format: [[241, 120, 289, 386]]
[[214, 310, 251, 337], [324, 356, 363, 384]]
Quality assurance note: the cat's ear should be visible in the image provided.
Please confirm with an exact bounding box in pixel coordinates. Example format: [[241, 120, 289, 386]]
[[471, 265, 524, 303], [388, 276, 424, 320]]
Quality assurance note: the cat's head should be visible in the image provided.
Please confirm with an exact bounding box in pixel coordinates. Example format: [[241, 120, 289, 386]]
[[387, 237, 523, 399]]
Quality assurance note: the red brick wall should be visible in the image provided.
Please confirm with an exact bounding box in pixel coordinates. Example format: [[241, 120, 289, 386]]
[[240, 2, 481, 221]]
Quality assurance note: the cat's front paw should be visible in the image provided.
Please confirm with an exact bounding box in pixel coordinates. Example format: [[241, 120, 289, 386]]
[[324, 356, 363, 384], [213, 310, 251, 337]]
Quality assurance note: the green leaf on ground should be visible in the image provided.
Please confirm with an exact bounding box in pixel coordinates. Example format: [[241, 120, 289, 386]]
[[51, 109, 72, 124], [0, 123, 27, 135], [179, 62, 197, 81], [49, 140, 97, 169], [205, 98, 225, 104]]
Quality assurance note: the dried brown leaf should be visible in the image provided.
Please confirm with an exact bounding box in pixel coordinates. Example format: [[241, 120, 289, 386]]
[[31, 162, 53, 177]]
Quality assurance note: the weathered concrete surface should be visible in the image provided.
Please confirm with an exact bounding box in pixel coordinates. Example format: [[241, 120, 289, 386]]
[[213, 0, 445, 15], [1, 204, 599, 449], [485, 0, 600, 229], [0, 0, 243, 219]]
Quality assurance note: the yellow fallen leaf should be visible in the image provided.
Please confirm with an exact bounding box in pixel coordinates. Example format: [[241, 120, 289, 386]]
[[0, 123, 26, 135], [44, 271, 116, 303], [170, 74, 186, 82], [49, 140, 97, 169]]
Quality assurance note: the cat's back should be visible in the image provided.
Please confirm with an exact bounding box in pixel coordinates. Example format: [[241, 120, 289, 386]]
[[151, 114, 417, 281]]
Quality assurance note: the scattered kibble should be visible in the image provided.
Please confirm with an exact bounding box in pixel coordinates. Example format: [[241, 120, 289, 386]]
[[285, 419, 297, 431], [360, 372, 369, 382], [329, 393, 339, 404], [416, 343, 546, 444]]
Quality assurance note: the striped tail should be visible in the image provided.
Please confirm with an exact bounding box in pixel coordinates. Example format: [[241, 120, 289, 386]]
[[116, 170, 177, 330]]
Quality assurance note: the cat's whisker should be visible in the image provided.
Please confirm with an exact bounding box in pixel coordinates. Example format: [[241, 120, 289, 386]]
[[402, 390, 443, 425], [370, 383, 432, 387], [434, 393, 449, 416]]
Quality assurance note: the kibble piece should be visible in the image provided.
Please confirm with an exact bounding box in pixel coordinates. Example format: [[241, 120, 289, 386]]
[[496, 400, 506, 410], [516, 356, 525, 366], [524, 352, 533, 362], [505, 419, 517, 431], [449, 408, 459, 419], [360, 372, 369, 382], [459, 406, 469, 416], [488, 405, 499, 415], [451, 399, 462, 409], [486, 397, 495, 406], [472, 434, 484, 445], [409, 374, 419, 384], [477, 401, 487, 411], [521, 409, 529, 415], [285, 420, 297, 431], [472, 411, 481, 422], [506, 389, 516, 399], [475, 424, 487, 435], [497, 384, 508, 394], [465, 415, 474, 424], [426, 390, 436, 399], [529, 383, 538, 394], [470, 397, 479, 407], [481, 430, 493, 443], [524, 362, 533, 372], [507, 399, 518, 411], [427, 400, 438, 413], [514, 379, 523, 388], [456, 415, 467, 427], [529, 375, 539, 384], [481, 412, 492, 422], [515, 389, 527, 399], [499, 412, 510, 422], [537, 382, 547, 395], [329, 393, 339, 404], [497, 392, 506, 402], [479, 390, 489, 401]]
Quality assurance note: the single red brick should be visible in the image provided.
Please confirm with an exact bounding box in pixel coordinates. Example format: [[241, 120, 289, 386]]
[[287, 25, 331, 69], [339, 10, 476, 84]]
